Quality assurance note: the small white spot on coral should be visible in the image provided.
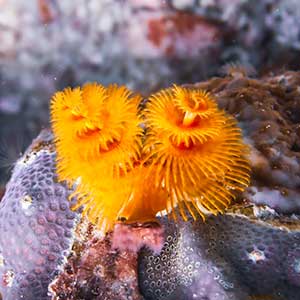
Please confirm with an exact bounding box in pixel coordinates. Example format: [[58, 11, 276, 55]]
[[20, 195, 32, 210], [293, 258, 300, 273], [247, 247, 266, 263], [253, 205, 277, 219], [0, 254, 4, 267]]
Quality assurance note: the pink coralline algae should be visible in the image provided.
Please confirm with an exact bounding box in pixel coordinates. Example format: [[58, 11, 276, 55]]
[[112, 223, 164, 254], [125, 11, 221, 58]]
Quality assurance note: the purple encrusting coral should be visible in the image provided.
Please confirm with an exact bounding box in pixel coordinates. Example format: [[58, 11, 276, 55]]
[[0, 130, 79, 300], [139, 211, 300, 300]]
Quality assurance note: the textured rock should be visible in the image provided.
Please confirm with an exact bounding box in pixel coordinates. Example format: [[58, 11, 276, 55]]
[[190, 70, 300, 213], [49, 224, 144, 300], [0, 130, 79, 300]]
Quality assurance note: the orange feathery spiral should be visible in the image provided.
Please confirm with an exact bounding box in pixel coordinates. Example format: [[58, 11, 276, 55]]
[[144, 85, 250, 221], [51, 83, 143, 231]]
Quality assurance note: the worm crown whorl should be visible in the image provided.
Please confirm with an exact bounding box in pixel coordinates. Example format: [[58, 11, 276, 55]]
[[144, 85, 250, 220], [51, 83, 142, 180], [172, 85, 218, 119], [145, 85, 228, 150], [51, 83, 143, 231]]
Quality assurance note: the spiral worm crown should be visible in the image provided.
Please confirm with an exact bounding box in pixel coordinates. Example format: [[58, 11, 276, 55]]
[[144, 85, 250, 221], [51, 83, 142, 231]]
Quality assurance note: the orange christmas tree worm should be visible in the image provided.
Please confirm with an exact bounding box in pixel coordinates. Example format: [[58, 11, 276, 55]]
[[143, 85, 250, 221], [51, 83, 143, 231], [50, 83, 250, 232]]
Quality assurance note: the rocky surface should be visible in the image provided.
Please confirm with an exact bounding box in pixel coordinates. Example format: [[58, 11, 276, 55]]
[[49, 224, 144, 300], [191, 70, 300, 213]]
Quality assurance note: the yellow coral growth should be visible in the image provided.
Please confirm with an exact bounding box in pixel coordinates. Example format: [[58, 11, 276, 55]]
[[50, 83, 250, 232], [144, 85, 250, 221]]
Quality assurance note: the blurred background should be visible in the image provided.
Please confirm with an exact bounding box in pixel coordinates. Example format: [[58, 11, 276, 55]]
[[1, 0, 300, 191]]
